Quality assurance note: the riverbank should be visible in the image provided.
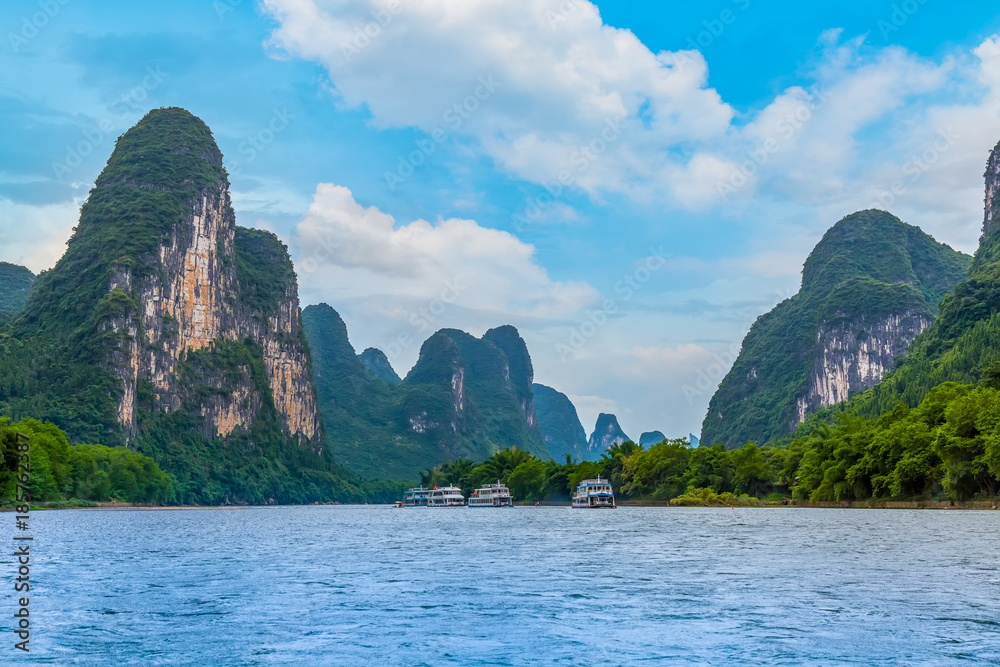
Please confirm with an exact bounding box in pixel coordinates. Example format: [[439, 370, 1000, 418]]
[[7, 498, 1000, 510], [619, 498, 1000, 509]]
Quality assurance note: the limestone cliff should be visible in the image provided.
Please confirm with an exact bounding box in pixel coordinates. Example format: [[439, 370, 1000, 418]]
[[796, 311, 932, 423], [21, 108, 320, 452]]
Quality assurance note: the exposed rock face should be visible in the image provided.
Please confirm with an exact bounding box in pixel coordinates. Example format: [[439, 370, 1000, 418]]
[[483, 325, 539, 432], [984, 140, 1000, 243], [588, 413, 629, 455], [97, 110, 320, 447], [796, 311, 932, 424], [359, 347, 401, 385]]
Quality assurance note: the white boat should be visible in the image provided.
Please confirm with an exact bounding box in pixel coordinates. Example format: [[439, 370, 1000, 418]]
[[427, 486, 465, 507], [572, 477, 616, 508], [401, 486, 431, 507], [468, 482, 513, 507]]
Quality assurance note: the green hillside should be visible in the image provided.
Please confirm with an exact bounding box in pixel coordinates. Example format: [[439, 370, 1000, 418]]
[[303, 306, 551, 480], [533, 383, 589, 462], [0, 262, 34, 320]]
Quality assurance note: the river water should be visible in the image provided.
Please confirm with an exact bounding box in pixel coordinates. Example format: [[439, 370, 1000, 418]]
[[6, 506, 1000, 664]]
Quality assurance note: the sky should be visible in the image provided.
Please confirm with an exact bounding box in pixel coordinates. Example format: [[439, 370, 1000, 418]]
[[1, 0, 1000, 442]]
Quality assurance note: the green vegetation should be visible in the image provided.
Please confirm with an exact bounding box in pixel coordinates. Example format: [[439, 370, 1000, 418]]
[[234, 227, 298, 316], [533, 383, 589, 461], [428, 381, 1000, 504], [0, 108, 398, 505], [303, 305, 550, 480], [703, 210, 972, 448], [359, 347, 402, 385], [0, 418, 171, 504], [0, 262, 34, 321]]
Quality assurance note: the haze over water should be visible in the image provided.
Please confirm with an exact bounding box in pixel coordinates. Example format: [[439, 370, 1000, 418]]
[[10, 506, 1000, 664]]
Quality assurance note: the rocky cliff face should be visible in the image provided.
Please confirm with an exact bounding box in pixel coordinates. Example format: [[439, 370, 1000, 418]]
[[79, 108, 320, 448], [984, 140, 1000, 242], [483, 325, 539, 433], [588, 413, 629, 455], [796, 311, 932, 423]]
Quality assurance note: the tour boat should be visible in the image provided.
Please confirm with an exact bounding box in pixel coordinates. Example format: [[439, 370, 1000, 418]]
[[468, 482, 513, 507], [401, 486, 431, 507], [572, 477, 616, 508], [427, 486, 466, 507]]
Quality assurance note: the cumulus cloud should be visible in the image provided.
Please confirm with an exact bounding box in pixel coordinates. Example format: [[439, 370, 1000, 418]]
[[263, 1, 1000, 236], [262, 0, 735, 202], [0, 197, 79, 273], [294, 182, 597, 320]]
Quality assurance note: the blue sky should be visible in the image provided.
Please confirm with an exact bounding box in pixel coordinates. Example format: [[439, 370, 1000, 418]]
[[2, 0, 999, 441]]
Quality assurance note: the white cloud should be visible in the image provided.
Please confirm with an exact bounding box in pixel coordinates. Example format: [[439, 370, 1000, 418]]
[[294, 182, 597, 320], [263, 2, 1000, 238], [262, 0, 735, 202], [0, 198, 79, 273]]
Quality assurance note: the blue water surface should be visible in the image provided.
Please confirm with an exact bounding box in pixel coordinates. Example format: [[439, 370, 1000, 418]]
[[5, 506, 1000, 665]]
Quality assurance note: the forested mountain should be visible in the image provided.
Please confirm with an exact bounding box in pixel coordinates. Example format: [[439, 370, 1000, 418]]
[[359, 347, 401, 385], [702, 209, 971, 448], [533, 383, 589, 462], [0, 262, 33, 319], [303, 305, 551, 479], [0, 108, 376, 503]]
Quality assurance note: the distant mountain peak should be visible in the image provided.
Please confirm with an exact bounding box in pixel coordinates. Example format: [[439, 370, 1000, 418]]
[[588, 413, 629, 455], [359, 347, 401, 385], [638, 430, 665, 446]]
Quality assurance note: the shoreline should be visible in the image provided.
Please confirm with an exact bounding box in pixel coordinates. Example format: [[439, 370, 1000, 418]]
[[5, 499, 999, 511]]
